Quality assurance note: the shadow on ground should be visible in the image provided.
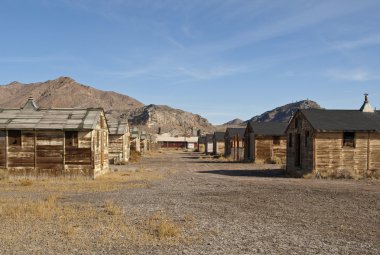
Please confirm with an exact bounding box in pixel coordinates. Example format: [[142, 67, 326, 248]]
[[197, 169, 285, 178]]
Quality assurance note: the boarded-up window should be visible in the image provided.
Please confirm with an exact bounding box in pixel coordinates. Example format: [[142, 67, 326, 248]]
[[273, 136, 280, 145], [305, 131, 309, 147], [65, 131, 78, 147], [343, 132, 355, 147], [288, 133, 293, 148], [8, 130, 21, 146]]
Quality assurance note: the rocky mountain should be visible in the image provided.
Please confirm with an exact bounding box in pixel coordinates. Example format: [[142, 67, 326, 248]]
[[0, 77, 214, 135], [121, 104, 215, 136], [223, 118, 245, 126], [0, 77, 144, 115], [247, 100, 322, 123]]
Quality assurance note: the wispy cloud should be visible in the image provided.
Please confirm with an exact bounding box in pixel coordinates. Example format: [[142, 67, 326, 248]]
[[331, 34, 380, 50], [328, 69, 380, 81], [177, 65, 248, 80]]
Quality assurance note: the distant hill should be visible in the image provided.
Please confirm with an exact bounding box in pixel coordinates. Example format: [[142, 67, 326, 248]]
[[0, 77, 215, 135], [121, 104, 215, 136], [0, 77, 144, 115], [223, 118, 245, 126], [247, 100, 322, 123]]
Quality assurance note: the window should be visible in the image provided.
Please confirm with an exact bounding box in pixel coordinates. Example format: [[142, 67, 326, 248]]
[[343, 132, 355, 147], [8, 130, 21, 146], [65, 131, 78, 147], [305, 131, 309, 147], [288, 133, 293, 148], [273, 136, 280, 145]]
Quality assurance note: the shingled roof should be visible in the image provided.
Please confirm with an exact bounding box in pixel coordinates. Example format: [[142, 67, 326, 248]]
[[213, 132, 225, 141], [108, 121, 129, 135], [300, 109, 380, 132], [249, 121, 288, 136], [0, 98, 104, 131], [225, 127, 245, 138]]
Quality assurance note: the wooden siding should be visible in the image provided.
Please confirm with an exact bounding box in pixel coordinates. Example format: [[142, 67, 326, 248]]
[[255, 136, 286, 163], [286, 111, 380, 178], [225, 138, 244, 161], [213, 141, 225, 155], [1, 112, 109, 178], [109, 134, 130, 163], [198, 143, 205, 153]]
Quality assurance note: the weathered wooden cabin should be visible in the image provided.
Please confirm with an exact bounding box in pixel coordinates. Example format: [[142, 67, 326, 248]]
[[156, 134, 198, 150], [286, 95, 380, 178], [225, 127, 245, 161], [130, 127, 141, 152], [205, 134, 214, 154], [213, 132, 226, 155], [197, 136, 206, 153], [0, 97, 109, 178], [108, 120, 130, 164], [244, 121, 287, 163]]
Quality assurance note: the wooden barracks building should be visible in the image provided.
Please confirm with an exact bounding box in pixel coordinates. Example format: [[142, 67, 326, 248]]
[[0, 98, 109, 178], [286, 94, 380, 178]]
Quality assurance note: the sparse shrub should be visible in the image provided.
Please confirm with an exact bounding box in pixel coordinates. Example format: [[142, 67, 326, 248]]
[[266, 156, 282, 164], [19, 179, 33, 186], [0, 169, 9, 180], [103, 200, 122, 216], [158, 219, 179, 239], [129, 151, 142, 163]]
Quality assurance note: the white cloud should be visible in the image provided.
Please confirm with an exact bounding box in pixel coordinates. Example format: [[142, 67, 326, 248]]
[[328, 69, 380, 81], [331, 34, 380, 50]]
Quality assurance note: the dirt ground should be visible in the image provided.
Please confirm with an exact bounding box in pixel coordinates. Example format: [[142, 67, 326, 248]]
[[0, 150, 379, 255]]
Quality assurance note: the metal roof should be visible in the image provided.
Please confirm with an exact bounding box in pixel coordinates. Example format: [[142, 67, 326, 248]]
[[248, 121, 288, 136], [0, 104, 104, 131], [300, 109, 380, 132], [108, 121, 129, 135]]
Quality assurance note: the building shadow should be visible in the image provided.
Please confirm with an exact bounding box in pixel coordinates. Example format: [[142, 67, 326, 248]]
[[197, 169, 285, 178]]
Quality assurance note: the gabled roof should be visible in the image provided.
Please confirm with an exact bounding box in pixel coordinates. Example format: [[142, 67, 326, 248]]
[[198, 136, 206, 143], [108, 121, 129, 135], [299, 109, 380, 132], [248, 121, 288, 136], [0, 99, 104, 131], [213, 132, 225, 141], [205, 134, 214, 142], [225, 127, 245, 138]]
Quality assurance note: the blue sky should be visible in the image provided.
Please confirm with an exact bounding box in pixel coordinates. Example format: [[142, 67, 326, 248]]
[[0, 0, 379, 124]]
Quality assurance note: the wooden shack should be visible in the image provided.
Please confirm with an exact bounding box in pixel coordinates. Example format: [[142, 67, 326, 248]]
[[213, 132, 225, 155], [244, 121, 287, 163], [0, 97, 109, 178], [108, 120, 130, 164], [205, 134, 214, 154], [197, 136, 206, 153], [130, 127, 141, 152], [225, 127, 245, 161], [286, 95, 380, 178]]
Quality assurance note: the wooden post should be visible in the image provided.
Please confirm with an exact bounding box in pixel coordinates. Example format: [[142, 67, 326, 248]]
[[34, 130, 37, 173], [5, 130, 8, 169], [63, 131, 66, 175], [367, 131, 370, 171], [312, 132, 316, 172]]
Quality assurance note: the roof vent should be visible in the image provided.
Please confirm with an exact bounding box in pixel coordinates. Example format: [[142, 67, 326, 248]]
[[360, 93, 374, 113], [22, 97, 39, 111]]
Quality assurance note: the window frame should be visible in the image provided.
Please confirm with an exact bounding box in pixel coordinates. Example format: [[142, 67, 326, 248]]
[[343, 132, 355, 148]]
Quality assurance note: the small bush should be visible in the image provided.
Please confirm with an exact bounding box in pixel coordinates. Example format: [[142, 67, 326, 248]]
[[266, 156, 282, 164], [129, 150, 142, 163], [19, 179, 33, 186]]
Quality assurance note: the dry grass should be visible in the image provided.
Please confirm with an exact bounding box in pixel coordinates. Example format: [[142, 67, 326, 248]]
[[0, 169, 166, 193], [129, 150, 142, 163], [0, 196, 193, 250]]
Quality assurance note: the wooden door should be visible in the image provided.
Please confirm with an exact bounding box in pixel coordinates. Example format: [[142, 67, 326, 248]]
[[295, 134, 301, 167]]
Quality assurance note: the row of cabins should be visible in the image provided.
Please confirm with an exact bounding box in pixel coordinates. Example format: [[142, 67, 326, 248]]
[[198, 95, 380, 178], [0, 98, 152, 178]]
